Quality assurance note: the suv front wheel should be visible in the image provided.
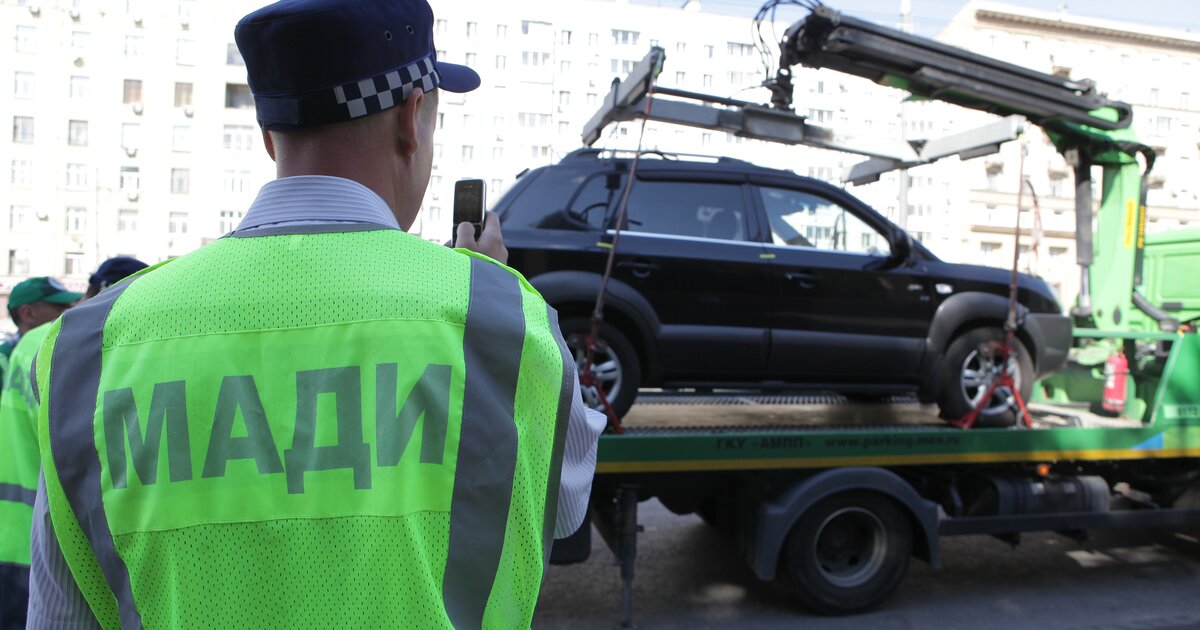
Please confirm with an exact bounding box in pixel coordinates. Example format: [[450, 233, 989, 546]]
[[936, 327, 1034, 427], [560, 317, 641, 419]]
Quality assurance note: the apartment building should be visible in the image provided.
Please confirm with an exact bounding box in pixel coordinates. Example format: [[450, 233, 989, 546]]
[[3, 0, 1195, 330]]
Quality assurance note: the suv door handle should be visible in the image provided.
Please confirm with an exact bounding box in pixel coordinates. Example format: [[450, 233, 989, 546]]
[[784, 271, 820, 289], [618, 260, 659, 279]]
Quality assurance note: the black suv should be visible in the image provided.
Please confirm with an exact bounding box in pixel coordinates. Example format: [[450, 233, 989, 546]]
[[498, 149, 1071, 425]]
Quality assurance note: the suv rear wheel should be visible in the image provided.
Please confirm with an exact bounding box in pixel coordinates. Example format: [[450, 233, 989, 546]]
[[560, 317, 641, 419], [937, 327, 1034, 427]]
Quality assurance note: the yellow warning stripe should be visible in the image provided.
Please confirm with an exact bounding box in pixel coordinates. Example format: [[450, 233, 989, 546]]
[[595, 447, 1200, 474]]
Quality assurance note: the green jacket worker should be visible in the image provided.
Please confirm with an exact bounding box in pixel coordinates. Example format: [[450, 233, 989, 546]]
[[26, 1, 605, 628], [1, 276, 81, 629]]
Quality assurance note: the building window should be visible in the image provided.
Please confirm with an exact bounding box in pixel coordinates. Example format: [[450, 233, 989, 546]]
[[123, 79, 142, 104], [223, 169, 251, 194], [727, 42, 754, 57], [218, 209, 244, 234], [492, 146, 503, 160], [12, 160, 34, 186], [703, 74, 713, 88], [121, 123, 141, 151], [168, 212, 188, 234], [172, 125, 192, 152], [225, 84, 254, 109], [558, 91, 570, 107], [490, 179, 502, 194], [560, 30, 572, 45], [676, 42, 687, 54], [226, 43, 245, 66], [496, 24, 507, 38], [16, 25, 37, 53], [223, 125, 255, 151], [65, 252, 86, 276], [69, 75, 88, 100], [66, 207, 87, 233], [435, 19, 447, 34], [560, 60, 571, 74], [66, 163, 89, 189], [704, 45, 714, 58], [611, 29, 639, 46], [558, 120, 570, 134], [118, 210, 138, 232], [495, 55, 506, 70], [12, 116, 33, 144], [14, 71, 34, 99], [461, 145, 474, 161], [10, 205, 31, 231], [530, 145, 550, 159], [120, 166, 140, 195], [178, 0, 195, 24], [171, 168, 190, 194], [175, 82, 193, 108], [588, 32, 599, 46], [124, 35, 144, 59], [675, 71, 685, 83], [521, 51, 550, 67], [518, 113, 551, 128], [8, 250, 30, 276], [466, 21, 477, 37], [68, 120, 88, 146], [175, 39, 196, 66], [586, 93, 597, 107]]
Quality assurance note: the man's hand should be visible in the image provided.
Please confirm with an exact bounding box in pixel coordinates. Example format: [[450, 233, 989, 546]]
[[454, 211, 508, 265]]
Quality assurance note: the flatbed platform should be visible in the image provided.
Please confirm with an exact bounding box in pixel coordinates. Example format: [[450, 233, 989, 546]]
[[619, 392, 1141, 433], [596, 389, 1198, 474]]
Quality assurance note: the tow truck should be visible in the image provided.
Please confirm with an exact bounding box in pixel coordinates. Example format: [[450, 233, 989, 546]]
[[552, 4, 1200, 623]]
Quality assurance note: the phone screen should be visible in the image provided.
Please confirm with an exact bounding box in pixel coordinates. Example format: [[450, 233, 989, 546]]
[[453, 179, 486, 227]]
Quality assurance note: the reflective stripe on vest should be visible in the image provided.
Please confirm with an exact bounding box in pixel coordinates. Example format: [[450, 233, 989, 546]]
[[48, 277, 143, 630], [43, 224, 568, 629]]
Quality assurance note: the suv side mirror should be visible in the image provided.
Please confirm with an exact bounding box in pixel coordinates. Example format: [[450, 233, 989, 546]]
[[885, 230, 913, 268]]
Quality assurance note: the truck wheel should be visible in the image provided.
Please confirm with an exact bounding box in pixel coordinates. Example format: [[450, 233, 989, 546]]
[[781, 491, 911, 615], [937, 327, 1034, 427], [560, 317, 641, 419]]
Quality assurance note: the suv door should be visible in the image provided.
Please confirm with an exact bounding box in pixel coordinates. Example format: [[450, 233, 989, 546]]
[[611, 172, 771, 380], [753, 182, 933, 384]]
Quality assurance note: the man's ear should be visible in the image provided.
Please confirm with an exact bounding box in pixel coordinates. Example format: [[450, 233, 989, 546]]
[[262, 129, 277, 162], [15, 304, 33, 327], [396, 87, 426, 161]]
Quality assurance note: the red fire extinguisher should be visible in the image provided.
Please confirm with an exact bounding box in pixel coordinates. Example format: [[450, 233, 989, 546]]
[[1102, 350, 1129, 413]]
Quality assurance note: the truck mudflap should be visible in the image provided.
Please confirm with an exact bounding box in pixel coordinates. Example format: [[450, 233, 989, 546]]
[[750, 466, 941, 580]]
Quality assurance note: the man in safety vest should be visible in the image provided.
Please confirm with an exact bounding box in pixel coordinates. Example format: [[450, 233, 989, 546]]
[[27, 1, 605, 628], [1, 277, 83, 629]]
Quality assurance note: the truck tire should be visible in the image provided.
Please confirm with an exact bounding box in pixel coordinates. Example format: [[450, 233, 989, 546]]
[[560, 317, 641, 419], [937, 327, 1034, 427], [780, 491, 911, 615]]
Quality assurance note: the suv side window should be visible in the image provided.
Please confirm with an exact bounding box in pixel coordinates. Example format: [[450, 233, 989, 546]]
[[622, 179, 749, 241], [501, 168, 596, 231], [759, 186, 890, 256], [568, 173, 621, 230]]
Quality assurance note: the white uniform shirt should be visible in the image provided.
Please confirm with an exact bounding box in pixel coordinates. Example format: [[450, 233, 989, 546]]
[[27, 175, 607, 628]]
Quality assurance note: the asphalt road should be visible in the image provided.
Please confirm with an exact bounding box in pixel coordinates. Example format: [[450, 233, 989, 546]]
[[534, 499, 1200, 630]]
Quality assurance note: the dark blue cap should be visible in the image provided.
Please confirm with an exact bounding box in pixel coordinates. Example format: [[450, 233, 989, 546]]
[[235, 0, 481, 130], [89, 257, 149, 292]]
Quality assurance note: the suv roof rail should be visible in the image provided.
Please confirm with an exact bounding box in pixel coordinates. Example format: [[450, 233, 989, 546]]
[[563, 147, 753, 166]]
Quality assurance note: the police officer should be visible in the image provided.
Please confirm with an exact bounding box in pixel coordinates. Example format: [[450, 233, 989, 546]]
[[28, 1, 604, 628], [0, 277, 82, 628]]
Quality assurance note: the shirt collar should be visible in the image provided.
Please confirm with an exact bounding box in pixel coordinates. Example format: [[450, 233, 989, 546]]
[[236, 176, 401, 231]]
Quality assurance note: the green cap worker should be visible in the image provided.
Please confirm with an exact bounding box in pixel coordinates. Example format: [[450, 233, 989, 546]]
[[2, 276, 82, 390], [1, 276, 82, 628], [26, 1, 604, 629]]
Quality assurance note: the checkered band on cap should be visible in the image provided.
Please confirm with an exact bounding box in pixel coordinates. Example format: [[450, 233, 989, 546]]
[[334, 55, 440, 120]]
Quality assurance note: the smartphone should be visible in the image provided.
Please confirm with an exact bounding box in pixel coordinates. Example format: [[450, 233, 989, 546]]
[[452, 178, 486, 246]]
